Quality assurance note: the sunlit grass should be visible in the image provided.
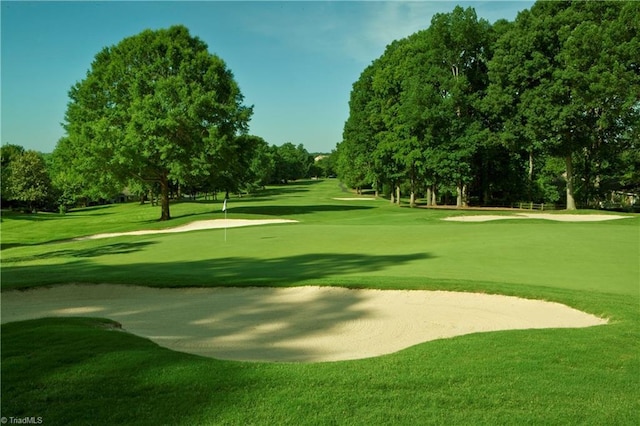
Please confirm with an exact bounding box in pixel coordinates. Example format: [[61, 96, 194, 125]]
[[1, 179, 639, 424]]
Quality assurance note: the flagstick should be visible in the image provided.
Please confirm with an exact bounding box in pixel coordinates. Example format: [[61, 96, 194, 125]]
[[222, 197, 228, 242]]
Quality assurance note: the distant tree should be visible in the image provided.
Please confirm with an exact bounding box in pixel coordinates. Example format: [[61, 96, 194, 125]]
[[314, 151, 337, 178], [272, 143, 312, 183], [6, 150, 52, 212], [62, 25, 252, 220], [248, 137, 275, 189], [210, 134, 262, 195], [50, 137, 121, 208], [1, 143, 25, 203]]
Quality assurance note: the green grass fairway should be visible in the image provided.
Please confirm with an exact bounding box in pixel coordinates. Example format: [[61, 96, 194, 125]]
[[2, 180, 639, 424]]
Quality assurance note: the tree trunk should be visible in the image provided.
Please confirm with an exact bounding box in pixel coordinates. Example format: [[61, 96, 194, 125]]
[[527, 150, 534, 202], [463, 184, 468, 207], [390, 181, 395, 204], [431, 185, 438, 206], [455, 183, 468, 208], [409, 177, 416, 208], [396, 186, 401, 206], [426, 186, 432, 206], [565, 154, 577, 210], [594, 135, 602, 207], [160, 173, 171, 220], [528, 150, 534, 182]]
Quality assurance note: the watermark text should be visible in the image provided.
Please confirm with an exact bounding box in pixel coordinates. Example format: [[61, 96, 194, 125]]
[[1, 417, 43, 425]]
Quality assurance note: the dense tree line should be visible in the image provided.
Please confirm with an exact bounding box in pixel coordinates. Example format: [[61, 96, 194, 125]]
[[337, 2, 639, 209], [1, 140, 328, 214]]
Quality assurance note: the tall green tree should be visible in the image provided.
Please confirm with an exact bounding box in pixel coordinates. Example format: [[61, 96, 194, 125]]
[[426, 6, 492, 207], [61, 25, 252, 220], [338, 62, 381, 194]]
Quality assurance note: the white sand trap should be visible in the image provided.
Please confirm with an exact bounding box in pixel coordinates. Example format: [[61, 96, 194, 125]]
[[1, 284, 606, 363], [443, 213, 631, 222], [74, 219, 298, 241]]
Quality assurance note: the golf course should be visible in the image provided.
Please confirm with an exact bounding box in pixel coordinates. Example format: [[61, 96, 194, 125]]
[[1, 179, 638, 424]]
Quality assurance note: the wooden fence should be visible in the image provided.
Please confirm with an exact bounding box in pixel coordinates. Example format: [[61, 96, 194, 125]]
[[512, 202, 560, 211]]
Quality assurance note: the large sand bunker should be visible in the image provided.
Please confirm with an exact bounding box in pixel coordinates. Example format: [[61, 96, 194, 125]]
[[1, 285, 606, 363]]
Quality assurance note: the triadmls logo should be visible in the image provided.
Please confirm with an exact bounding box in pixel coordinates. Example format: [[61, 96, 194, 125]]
[[1, 417, 44, 425]]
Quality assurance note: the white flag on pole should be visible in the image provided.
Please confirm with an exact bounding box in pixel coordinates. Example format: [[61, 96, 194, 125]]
[[222, 198, 227, 212]]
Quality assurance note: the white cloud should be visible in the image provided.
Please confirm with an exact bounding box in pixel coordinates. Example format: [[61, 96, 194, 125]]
[[339, 2, 445, 63], [234, 2, 439, 65]]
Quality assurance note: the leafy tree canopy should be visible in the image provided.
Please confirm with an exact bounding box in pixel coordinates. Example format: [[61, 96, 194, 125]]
[[60, 25, 252, 220], [5, 150, 52, 212]]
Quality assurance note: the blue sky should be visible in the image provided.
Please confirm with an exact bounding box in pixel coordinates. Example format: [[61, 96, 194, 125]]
[[1, 1, 534, 154]]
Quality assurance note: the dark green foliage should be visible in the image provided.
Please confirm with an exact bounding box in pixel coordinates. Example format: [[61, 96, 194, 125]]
[[487, 0, 639, 208], [3, 149, 52, 212], [339, 6, 513, 207], [338, 1, 640, 209], [246, 136, 275, 189], [0, 143, 25, 204], [271, 142, 313, 183]]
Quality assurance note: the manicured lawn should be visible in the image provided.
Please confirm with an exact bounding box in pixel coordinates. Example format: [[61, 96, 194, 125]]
[[2, 179, 639, 424]]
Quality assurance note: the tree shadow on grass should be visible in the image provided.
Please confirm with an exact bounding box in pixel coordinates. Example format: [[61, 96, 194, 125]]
[[1, 251, 431, 290], [1, 243, 25, 250], [194, 252, 431, 285], [1, 242, 158, 264], [226, 204, 375, 216], [1, 210, 114, 222], [1, 317, 255, 424]]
